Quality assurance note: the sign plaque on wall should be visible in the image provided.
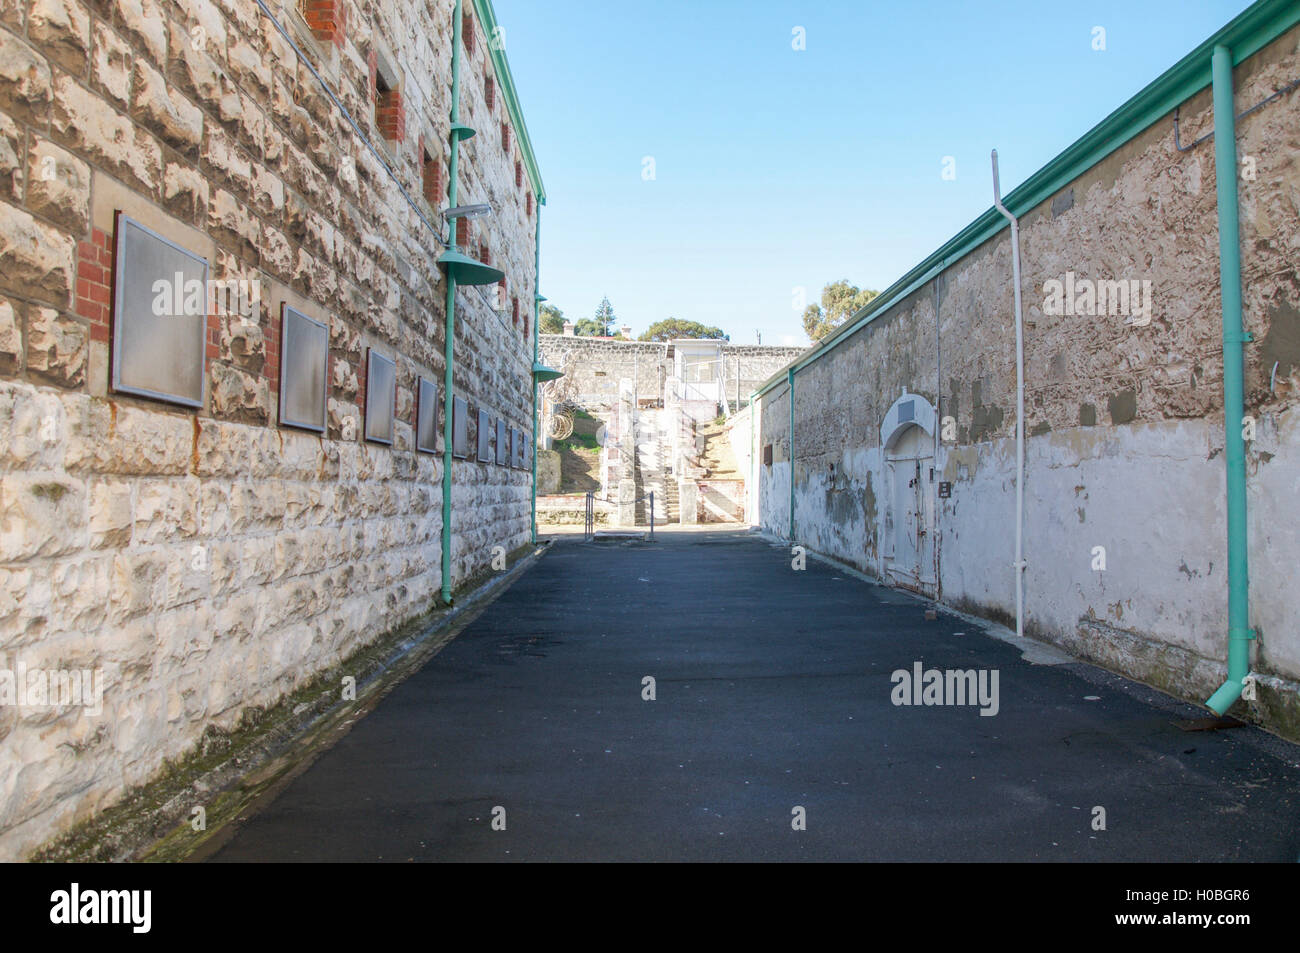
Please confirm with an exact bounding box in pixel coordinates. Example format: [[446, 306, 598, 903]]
[[278, 305, 328, 433], [416, 376, 440, 454], [364, 349, 396, 445], [111, 213, 209, 408]]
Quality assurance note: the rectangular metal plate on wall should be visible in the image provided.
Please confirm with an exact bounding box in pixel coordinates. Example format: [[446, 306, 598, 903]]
[[452, 396, 468, 458], [416, 376, 439, 454], [278, 305, 328, 433], [477, 409, 492, 462], [496, 418, 508, 465], [110, 212, 209, 408], [364, 348, 396, 445]]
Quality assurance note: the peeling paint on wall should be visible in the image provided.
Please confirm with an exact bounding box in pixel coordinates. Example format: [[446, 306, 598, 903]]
[[756, 24, 1300, 738]]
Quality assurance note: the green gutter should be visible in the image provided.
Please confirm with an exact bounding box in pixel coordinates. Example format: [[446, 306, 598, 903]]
[[440, 0, 464, 605], [1206, 44, 1255, 715], [469, 0, 551, 548], [753, 0, 1300, 401], [472, 0, 546, 204]]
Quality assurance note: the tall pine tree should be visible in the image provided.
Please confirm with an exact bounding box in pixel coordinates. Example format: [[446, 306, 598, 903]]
[[594, 297, 616, 336]]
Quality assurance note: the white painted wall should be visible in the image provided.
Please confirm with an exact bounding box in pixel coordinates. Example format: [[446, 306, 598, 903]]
[[761, 412, 1300, 691]]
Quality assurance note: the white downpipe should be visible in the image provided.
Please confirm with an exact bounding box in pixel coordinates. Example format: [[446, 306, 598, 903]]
[[991, 150, 1027, 640]]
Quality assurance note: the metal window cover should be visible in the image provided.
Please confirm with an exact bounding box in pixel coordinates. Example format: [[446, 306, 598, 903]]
[[364, 349, 396, 445], [513, 428, 525, 468], [496, 418, 509, 466], [477, 409, 492, 462], [278, 305, 328, 433], [452, 396, 469, 458], [110, 212, 208, 408], [416, 376, 440, 454]]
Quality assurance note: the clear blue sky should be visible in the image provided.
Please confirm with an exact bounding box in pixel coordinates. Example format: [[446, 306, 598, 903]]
[[493, 0, 1253, 345]]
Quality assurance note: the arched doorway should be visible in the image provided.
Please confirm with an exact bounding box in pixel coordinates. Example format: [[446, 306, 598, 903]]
[[880, 391, 938, 596]]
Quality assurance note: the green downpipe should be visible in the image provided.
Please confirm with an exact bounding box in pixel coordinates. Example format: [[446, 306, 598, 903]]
[[440, 0, 464, 605], [788, 368, 795, 541], [530, 210, 541, 544], [1206, 44, 1254, 716]]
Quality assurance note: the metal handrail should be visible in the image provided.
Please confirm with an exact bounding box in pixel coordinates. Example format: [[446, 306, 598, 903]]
[[584, 491, 655, 541]]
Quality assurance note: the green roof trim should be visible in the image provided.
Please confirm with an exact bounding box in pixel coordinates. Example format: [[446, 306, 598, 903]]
[[754, 0, 1300, 401], [472, 0, 547, 205]]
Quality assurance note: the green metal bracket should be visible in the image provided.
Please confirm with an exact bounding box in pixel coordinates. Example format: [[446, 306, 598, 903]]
[[438, 248, 504, 286], [532, 361, 562, 383], [451, 122, 476, 141]]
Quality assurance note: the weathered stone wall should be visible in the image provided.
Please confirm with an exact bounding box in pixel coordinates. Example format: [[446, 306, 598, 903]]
[[539, 334, 804, 410], [757, 27, 1300, 733], [696, 479, 743, 522], [539, 336, 665, 408], [0, 0, 539, 858]]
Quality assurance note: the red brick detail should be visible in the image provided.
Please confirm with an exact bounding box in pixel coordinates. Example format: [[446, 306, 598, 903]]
[[76, 227, 114, 344], [300, 0, 346, 47], [511, 296, 519, 326], [354, 356, 366, 432], [462, 11, 475, 55], [526, 192, 533, 217], [376, 87, 405, 143], [205, 313, 221, 364], [456, 217, 472, 248], [500, 121, 510, 152], [515, 160, 523, 189], [265, 311, 281, 396], [485, 75, 495, 111], [422, 151, 442, 206]]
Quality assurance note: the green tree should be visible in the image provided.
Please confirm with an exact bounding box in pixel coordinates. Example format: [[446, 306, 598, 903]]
[[638, 318, 729, 342], [802, 280, 879, 341], [539, 304, 565, 334], [573, 317, 604, 336], [594, 296, 616, 336]]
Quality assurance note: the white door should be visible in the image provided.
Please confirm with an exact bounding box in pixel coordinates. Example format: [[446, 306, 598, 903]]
[[884, 424, 935, 594]]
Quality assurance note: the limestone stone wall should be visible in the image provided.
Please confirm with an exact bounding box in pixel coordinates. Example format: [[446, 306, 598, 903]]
[[539, 334, 805, 410], [757, 27, 1300, 731], [0, 0, 540, 858]]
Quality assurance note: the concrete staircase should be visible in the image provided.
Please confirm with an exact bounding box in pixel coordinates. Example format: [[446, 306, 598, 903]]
[[632, 410, 673, 524]]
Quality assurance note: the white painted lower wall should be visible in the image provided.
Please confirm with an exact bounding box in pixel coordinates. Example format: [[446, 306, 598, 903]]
[[761, 406, 1300, 719]]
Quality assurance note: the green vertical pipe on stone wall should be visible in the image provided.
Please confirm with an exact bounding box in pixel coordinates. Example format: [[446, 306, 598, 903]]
[[440, 0, 464, 605], [1206, 43, 1254, 716]]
